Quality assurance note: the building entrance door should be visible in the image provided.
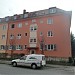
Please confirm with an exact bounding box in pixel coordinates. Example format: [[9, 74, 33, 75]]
[[30, 50, 36, 54]]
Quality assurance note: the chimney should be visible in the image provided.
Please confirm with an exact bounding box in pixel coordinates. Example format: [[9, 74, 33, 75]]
[[23, 9, 26, 14]]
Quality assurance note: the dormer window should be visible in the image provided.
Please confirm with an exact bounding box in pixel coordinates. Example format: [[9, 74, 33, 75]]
[[0, 19, 1, 22], [5, 17, 9, 21], [14, 16, 17, 20], [49, 8, 56, 13], [39, 11, 45, 15], [24, 14, 28, 18]]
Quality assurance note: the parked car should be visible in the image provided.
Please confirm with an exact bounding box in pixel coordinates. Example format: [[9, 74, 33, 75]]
[[11, 54, 46, 69]]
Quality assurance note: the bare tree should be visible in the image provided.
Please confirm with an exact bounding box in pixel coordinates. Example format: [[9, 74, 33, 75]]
[[39, 35, 45, 54], [9, 37, 16, 59]]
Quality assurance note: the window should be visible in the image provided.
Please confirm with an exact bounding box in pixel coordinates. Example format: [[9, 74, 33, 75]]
[[2, 35, 5, 39], [0, 19, 1, 22], [5, 17, 9, 21], [10, 34, 14, 39], [14, 16, 17, 20], [30, 27, 34, 31], [47, 18, 53, 24], [49, 8, 56, 13], [25, 22, 28, 26], [24, 14, 28, 18], [18, 23, 22, 28], [34, 39, 36, 42], [20, 14, 23, 18], [30, 39, 33, 42], [1, 45, 5, 50], [35, 12, 39, 16], [9, 45, 15, 50], [40, 32, 43, 36], [30, 26, 37, 31], [16, 45, 22, 50], [30, 38, 37, 43], [9, 45, 13, 50], [40, 20, 43, 23], [32, 19, 36, 23], [11, 24, 15, 28], [47, 31, 53, 37], [34, 26, 37, 30], [39, 11, 45, 15], [3, 25, 6, 30], [17, 34, 21, 39], [24, 45, 27, 49], [47, 44, 56, 50], [25, 33, 27, 36]]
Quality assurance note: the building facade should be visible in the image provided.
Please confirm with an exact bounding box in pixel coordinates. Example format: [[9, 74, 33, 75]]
[[0, 7, 72, 60]]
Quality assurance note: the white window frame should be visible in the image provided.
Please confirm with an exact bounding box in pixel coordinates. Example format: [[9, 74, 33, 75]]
[[47, 31, 53, 37], [47, 18, 53, 24], [49, 8, 56, 13], [14, 16, 17, 20], [2, 35, 5, 39], [1, 45, 5, 50], [40, 32, 43, 36], [16, 45, 22, 50], [17, 34, 21, 39], [18, 23, 22, 28], [24, 45, 27, 49], [32, 19, 36, 23], [5, 17, 9, 21], [30, 27, 34, 31], [0, 19, 1, 22], [34, 26, 37, 30], [40, 20, 43, 24], [47, 44, 55, 50], [24, 14, 28, 18], [9, 45, 13, 50], [29, 38, 37, 43], [2, 25, 6, 30], [30, 26, 37, 31], [10, 34, 14, 39], [25, 22, 28, 26]]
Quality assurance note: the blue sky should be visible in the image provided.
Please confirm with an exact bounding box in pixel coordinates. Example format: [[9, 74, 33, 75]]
[[0, 0, 74, 35]]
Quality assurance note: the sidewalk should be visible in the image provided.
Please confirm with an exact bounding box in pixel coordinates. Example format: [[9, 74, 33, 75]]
[[46, 64, 74, 72], [0, 60, 11, 64]]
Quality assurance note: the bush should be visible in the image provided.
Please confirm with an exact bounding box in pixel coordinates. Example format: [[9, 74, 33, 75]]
[[46, 60, 72, 66]]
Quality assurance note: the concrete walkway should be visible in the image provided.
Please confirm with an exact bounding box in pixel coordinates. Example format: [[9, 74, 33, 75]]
[[46, 64, 75, 72]]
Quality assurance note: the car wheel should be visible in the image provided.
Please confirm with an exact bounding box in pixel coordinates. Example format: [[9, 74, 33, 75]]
[[31, 64, 37, 69], [12, 62, 17, 67]]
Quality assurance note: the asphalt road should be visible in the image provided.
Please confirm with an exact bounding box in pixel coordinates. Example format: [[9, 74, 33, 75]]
[[0, 64, 74, 75]]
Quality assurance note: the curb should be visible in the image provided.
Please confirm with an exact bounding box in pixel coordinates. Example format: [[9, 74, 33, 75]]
[[0, 60, 11, 65]]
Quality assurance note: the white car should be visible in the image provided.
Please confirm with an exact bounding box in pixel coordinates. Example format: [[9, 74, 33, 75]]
[[11, 54, 46, 69]]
